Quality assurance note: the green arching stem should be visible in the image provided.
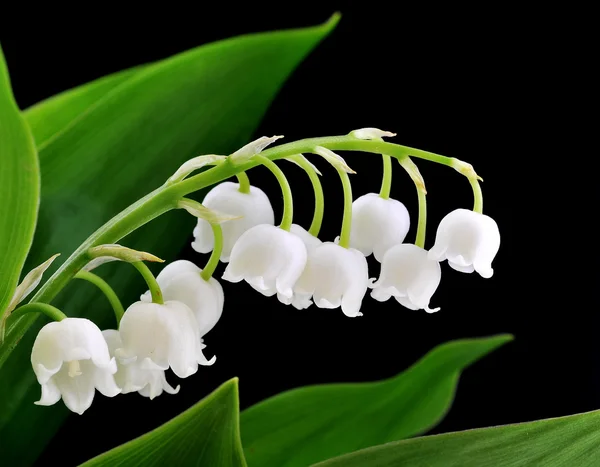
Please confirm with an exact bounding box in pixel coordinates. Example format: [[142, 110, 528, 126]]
[[29, 137, 454, 308], [200, 222, 223, 281], [399, 157, 428, 249], [470, 178, 483, 213], [415, 188, 427, 248], [379, 154, 392, 200], [74, 271, 125, 325], [337, 168, 354, 248], [254, 155, 294, 231], [132, 262, 164, 305], [235, 171, 251, 194], [2, 135, 465, 362], [10, 303, 67, 322], [289, 155, 324, 236]]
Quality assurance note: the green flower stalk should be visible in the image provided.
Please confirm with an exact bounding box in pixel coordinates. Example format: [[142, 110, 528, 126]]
[[254, 155, 294, 231], [287, 154, 324, 237], [235, 171, 251, 194], [344, 129, 410, 262], [74, 271, 125, 325]]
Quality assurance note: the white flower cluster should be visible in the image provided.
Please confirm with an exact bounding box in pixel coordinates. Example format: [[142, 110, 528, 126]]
[[29, 134, 500, 415], [198, 182, 500, 317], [31, 261, 222, 414]]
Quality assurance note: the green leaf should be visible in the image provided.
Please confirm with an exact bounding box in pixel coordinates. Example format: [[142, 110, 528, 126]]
[[82, 378, 246, 467], [241, 334, 513, 467], [0, 46, 39, 318], [0, 15, 339, 465], [24, 67, 141, 147], [314, 408, 600, 467]]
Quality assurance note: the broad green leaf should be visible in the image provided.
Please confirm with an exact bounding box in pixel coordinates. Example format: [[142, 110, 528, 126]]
[[241, 334, 513, 467], [24, 66, 141, 147], [0, 46, 39, 318], [314, 408, 600, 467], [0, 15, 338, 465], [82, 378, 246, 467]]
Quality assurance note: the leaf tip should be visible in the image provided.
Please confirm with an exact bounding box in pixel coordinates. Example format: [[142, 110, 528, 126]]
[[496, 333, 515, 344], [225, 376, 240, 392], [324, 12, 342, 31], [211, 377, 241, 408], [476, 333, 515, 355]]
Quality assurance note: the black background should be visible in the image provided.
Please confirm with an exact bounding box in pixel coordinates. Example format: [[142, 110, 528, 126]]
[[0, 5, 588, 467]]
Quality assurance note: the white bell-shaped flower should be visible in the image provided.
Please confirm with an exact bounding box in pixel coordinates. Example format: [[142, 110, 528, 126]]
[[192, 181, 275, 262], [31, 318, 120, 414], [140, 260, 224, 338], [103, 329, 179, 399], [350, 193, 410, 262], [277, 224, 323, 309], [222, 224, 307, 300], [289, 223, 322, 251], [294, 242, 369, 317], [428, 208, 500, 278], [370, 243, 441, 313], [115, 301, 215, 379]]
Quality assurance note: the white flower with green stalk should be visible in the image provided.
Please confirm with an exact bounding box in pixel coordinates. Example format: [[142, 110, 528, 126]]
[[222, 153, 308, 300], [369, 155, 442, 312], [427, 159, 500, 277], [348, 129, 411, 262], [142, 198, 235, 340], [30, 313, 120, 415], [0, 130, 500, 415], [285, 146, 370, 317]]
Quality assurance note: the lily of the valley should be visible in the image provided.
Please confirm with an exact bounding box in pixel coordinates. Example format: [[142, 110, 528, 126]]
[[192, 181, 274, 262], [103, 330, 180, 399], [140, 260, 224, 338], [222, 224, 307, 300], [278, 224, 323, 309], [31, 318, 120, 414], [116, 301, 215, 379], [428, 208, 500, 278], [350, 193, 410, 262], [294, 242, 369, 317], [370, 243, 441, 313]]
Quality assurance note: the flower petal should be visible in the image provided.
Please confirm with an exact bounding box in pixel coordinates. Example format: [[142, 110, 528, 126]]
[[91, 363, 121, 397], [448, 262, 475, 274], [290, 224, 322, 251], [161, 301, 204, 378], [139, 372, 181, 400], [291, 294, 313, 310], [340, 249, 369, 317], [34, 379, 62, 406], [370, 287, 392, 302], [52, 363, 96, 415]]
